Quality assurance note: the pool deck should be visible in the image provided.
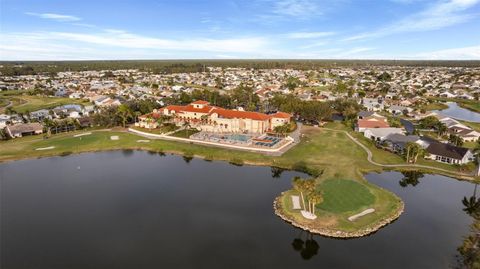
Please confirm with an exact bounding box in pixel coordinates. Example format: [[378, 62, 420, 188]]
[[127, 127, 297, 156]]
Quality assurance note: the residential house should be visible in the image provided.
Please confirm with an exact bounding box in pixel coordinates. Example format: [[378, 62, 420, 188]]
[[5, 122, 44, 138], [425, 142, 474, 164], [363, 128, 405, 141], [361, 98, 384, 112], [384, 133, 421, 152], [386, 105, 413, 115], [356, 116, 389, 132]]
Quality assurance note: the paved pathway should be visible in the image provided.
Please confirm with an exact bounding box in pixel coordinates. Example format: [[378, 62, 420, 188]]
[[322, 128, 477, 179]]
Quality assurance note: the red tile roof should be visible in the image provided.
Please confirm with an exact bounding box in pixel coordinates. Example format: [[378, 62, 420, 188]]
[[139, 112, 162, 120], [161, 101, 290, 121], [270, 112, 291, 119], [191, 100, 210, 105], [211, 108, 271, 121], [357, 119, 390, 128]]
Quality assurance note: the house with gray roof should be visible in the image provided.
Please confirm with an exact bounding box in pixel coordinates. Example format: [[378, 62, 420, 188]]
[[425, 142, 474, 165], [5, 122, 44, 138]]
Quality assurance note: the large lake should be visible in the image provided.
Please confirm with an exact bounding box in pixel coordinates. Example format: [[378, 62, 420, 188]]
[[0, 151, 476, 269], [435, 102, 480, 123]]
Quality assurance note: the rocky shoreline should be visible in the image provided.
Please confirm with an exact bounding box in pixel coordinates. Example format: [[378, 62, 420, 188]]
[[273, 192, 405, 238]]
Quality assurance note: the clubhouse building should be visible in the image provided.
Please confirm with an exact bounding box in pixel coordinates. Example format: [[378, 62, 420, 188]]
[[137, 100, 291, 134]]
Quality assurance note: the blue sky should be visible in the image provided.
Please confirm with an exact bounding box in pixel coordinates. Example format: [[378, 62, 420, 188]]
[[0, 0, 479, 60]]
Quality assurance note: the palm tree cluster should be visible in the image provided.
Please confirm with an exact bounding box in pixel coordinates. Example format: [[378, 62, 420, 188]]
[[292, 177, 323, 216], [448, 134, 464, 147], [404, 142, 425, 164], [435, 122, 448, 137]]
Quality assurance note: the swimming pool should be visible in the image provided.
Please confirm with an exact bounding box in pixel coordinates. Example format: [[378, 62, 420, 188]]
[[225, 134, 251, 142]]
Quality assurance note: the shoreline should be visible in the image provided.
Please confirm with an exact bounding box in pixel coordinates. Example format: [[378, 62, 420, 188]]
[[274, 191, 405, 238], [0, 133, 478, 182]]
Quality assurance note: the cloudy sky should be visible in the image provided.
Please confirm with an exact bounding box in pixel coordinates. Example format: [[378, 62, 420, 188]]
[[0, 0, 479, 60]]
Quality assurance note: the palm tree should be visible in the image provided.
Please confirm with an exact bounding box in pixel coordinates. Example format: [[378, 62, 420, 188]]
[[404, 142, 413, 163], [435, 122, 447, 137], [412, 144, 425, 164], [405, 142, 424, 163], [292, 177, 307, 210], [308, 193, 323, 215], [448, 134, 464, 147], [183, 121, 191, 137]]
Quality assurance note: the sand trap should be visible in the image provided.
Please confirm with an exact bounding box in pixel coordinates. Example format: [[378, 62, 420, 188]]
[[137, 140, 150, 143], [73, 132, 92, 137], [110, 136, 119, 140], [348, 208, 375, 221], [35, 146, 55, 151], [301, 210, 317, 220], [291, 195, 301, 210]]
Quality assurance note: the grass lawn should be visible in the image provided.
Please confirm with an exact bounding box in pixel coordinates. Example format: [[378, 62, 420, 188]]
[[0, 98, 9, 108], [170, 128, 200, 138], [460, 120, 480, 132], [429, 97, 480, 113], [131, 125, 178, 135], [8, 95, 90, 113], [420, 102, 449, 111], [317, 179, 375, 213]]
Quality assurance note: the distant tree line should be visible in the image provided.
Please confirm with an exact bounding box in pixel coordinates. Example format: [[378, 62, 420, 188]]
[[2, 59, 480, 76]]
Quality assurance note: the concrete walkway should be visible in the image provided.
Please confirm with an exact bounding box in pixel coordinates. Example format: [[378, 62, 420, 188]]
[[291, 195, 301, 210], [323, 128, 477, 179]]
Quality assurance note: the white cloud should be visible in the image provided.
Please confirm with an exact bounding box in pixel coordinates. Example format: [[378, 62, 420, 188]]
[[344, 0, 480, 41], [414, 44, 480, 59], [299, 41, 329, 49], [0, 30, 269, 60], [25, 12, 81, 22], [284, 31, 335, 39], [272, 0, 320, 17]]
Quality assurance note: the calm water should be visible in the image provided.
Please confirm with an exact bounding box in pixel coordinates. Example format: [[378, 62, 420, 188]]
[[435, 102, 480, 122], [0, 151, 476, 269]]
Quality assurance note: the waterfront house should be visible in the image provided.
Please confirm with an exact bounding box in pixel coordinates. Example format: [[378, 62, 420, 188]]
[[384, 133, 421, 152], [5, 122, 44, 138], [425, 142, 474, 164]]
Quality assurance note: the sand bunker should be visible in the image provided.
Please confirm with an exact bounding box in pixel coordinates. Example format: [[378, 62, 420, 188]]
[[73, 132, 92, 137], [35, 146, 55, 151], [348, 208, 375, 221]]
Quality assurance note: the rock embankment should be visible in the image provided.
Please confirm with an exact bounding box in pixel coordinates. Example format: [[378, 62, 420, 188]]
[[273, 192, 404, 238]]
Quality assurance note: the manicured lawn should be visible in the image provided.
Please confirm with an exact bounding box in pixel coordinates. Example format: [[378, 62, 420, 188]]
[[9, 96, 90, 113], [317, 179, 375, 213], [0, 98, 9, 107], [420, 102, 449, 111], [131, 124, 178, 135], [460, 120, 480, 132], [170, 128, 200, 138], [429, 97, 480, 113]]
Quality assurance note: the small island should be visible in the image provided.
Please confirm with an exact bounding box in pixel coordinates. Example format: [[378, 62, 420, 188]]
[[274, 177, 404, 238]]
